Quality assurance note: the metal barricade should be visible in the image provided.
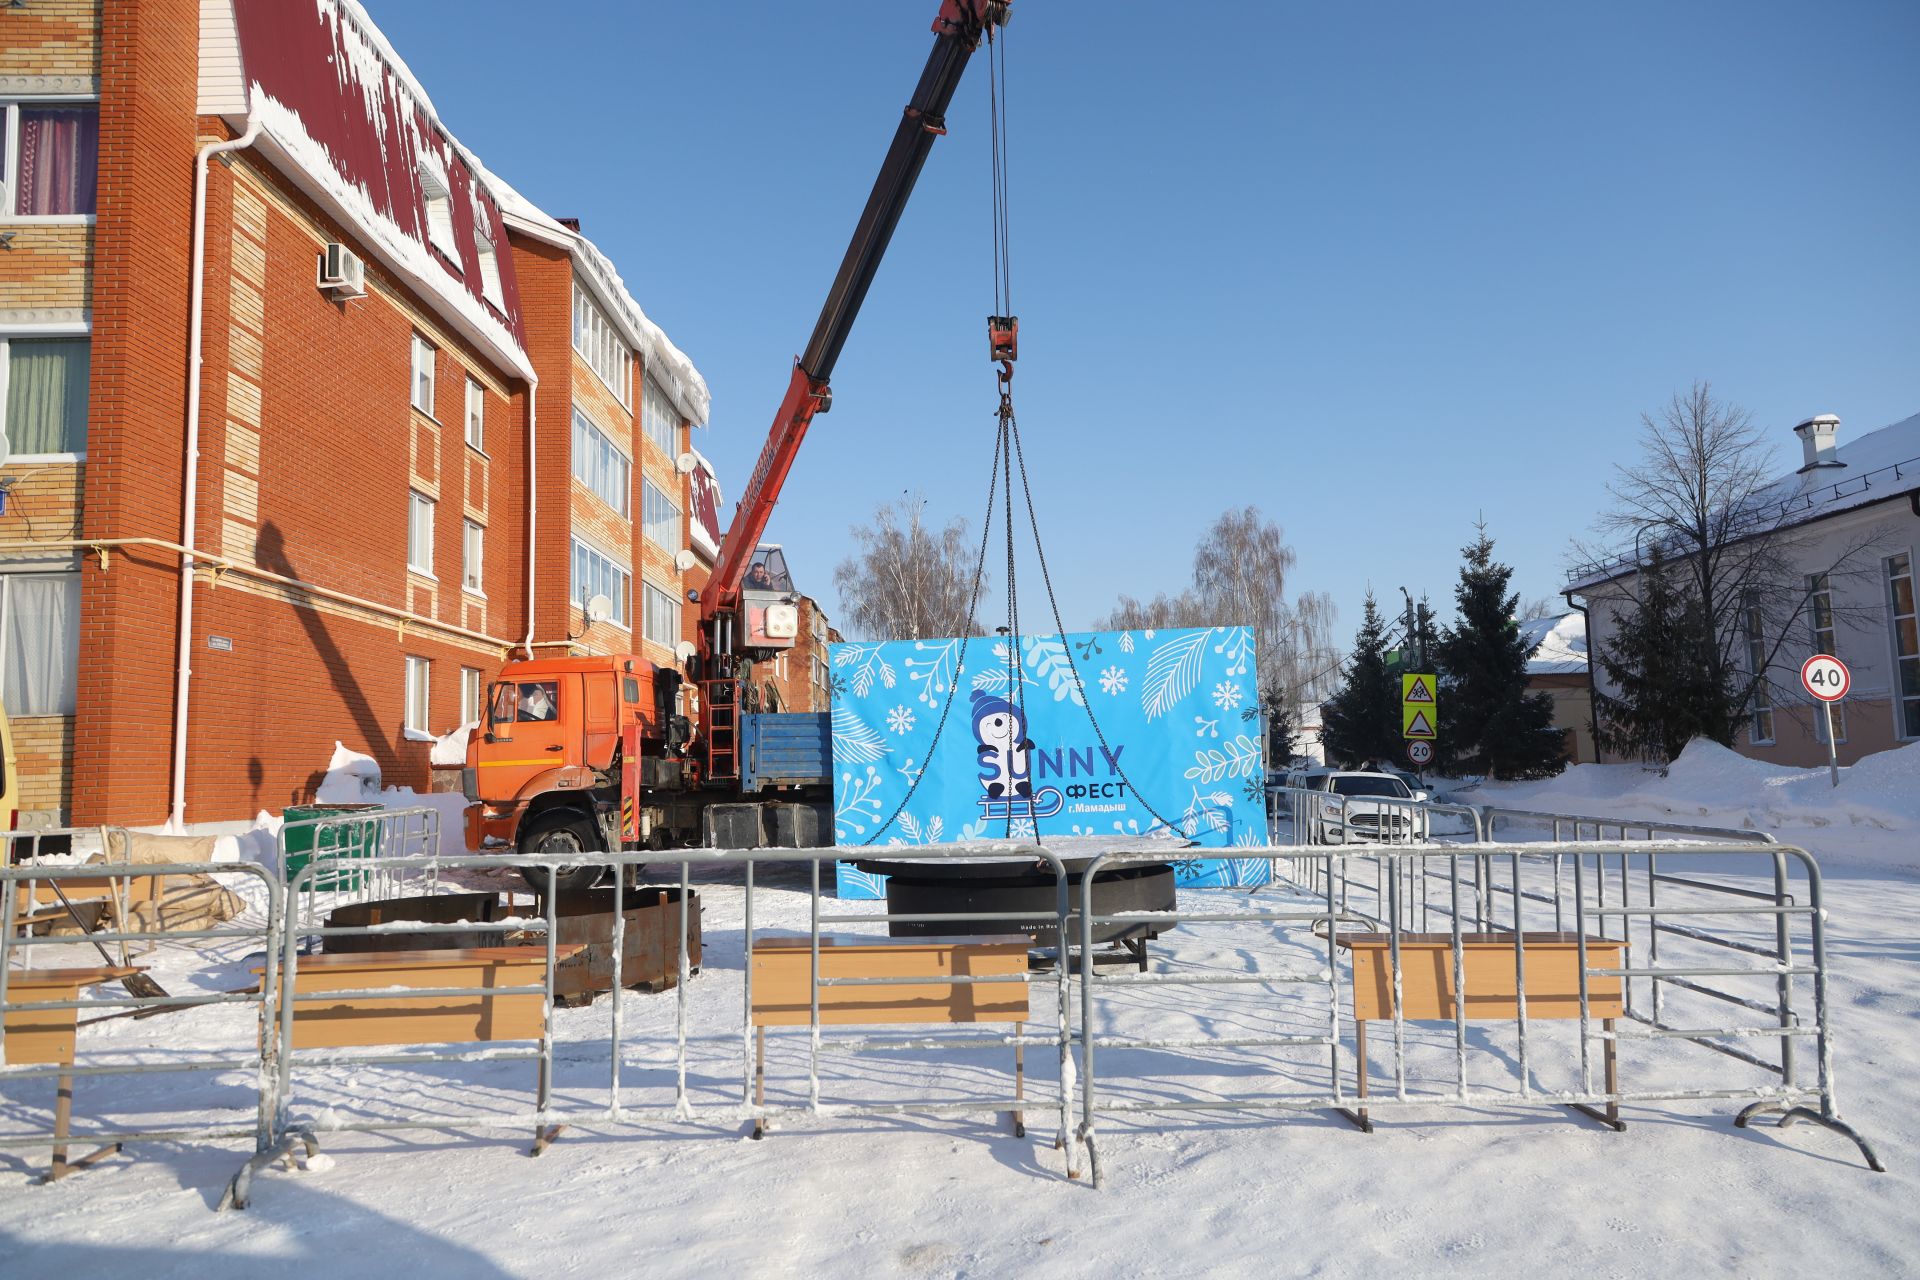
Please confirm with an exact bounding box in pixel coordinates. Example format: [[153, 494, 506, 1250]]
[[276, 805, 442, 928], [232, 841, 1082, 1207], [1070, 839, 1881, 1188], [1, 839, 283, 1185]]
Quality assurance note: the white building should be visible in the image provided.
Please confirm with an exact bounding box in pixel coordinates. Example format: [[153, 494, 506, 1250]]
[[1569, 410, 1920, 767]]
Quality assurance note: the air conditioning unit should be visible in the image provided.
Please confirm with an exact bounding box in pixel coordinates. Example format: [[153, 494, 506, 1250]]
[[316, 243, 366, 299]]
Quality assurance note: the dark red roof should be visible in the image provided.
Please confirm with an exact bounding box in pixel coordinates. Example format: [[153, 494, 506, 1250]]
[[232, 0, 525, 353]]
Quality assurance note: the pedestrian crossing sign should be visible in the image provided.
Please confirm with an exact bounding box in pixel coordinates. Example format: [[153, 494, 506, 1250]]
[[1402, 674, 1435, 704], [1403, 706, 1436, 739]]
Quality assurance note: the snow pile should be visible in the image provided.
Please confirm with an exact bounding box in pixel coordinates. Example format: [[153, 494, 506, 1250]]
[[314, 743, 383, 803], [429, 723, 475, 767], [1471, 738, 1920, 869]]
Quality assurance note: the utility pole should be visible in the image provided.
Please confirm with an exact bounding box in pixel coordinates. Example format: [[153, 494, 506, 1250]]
[[1400, 587, 1420, 671]]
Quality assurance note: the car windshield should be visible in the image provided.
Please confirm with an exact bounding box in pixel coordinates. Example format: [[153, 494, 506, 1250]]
[[1332, 775, 1411, 799]]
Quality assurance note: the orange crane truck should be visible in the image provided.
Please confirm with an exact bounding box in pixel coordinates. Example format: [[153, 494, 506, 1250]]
[[464, 1, 1012, 891]]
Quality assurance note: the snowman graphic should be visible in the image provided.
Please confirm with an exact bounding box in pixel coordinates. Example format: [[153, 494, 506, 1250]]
[[969, 690, 1063, 822]]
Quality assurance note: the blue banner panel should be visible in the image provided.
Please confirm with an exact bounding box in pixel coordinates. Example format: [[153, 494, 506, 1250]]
[[829, 627, 1271, 897]]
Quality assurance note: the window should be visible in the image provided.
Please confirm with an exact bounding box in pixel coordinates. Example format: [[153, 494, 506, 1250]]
[[476, 231, 505, 311], [1808, 572, 1847, 744], [1888, 553, 1920, 740], [572, 284, 630, 407], [812, 654, 830, 704], [642, 579, 680, 651], [571, 407, 631, 516], [464, 377, 484, 451], [642, 376, 679, 457], [0, 573, 80, 716], [2, 103, 98, 217], [418, 162, 458, 263], [1, 336, 88, 458], [1743, 592, 1773, 745], [411, 334, 436, 416], [404, 656, 430, 735], [462, 520, 484, 593], [460, 666, 483, 726], [571, 538, 630, 628], [407, 491, 435, 575], [642, 476, 680, 551]]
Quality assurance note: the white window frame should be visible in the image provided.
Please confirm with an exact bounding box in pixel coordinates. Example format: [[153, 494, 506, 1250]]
[[642, 475, 680, 552], [0, 97, 99, 226], [0, 324, 91, 462], [476, 229, 505, 312], [572, 283, 631, 408], [460, 666, 484, 726], [464, 377, 485, 452], [1808, 572, 1847, 745], [570, 537, 632, 630], [642, 376, 679, 457], [1887, 551, 1920, 742], [1742, 592, 1774, 747], [404, 655, 431, 737], [571, 406, 631, 517], [417, 161, 460, 265], [462, 519, 484, 594], [0, 571, 82, 717], [407, 490, 435, 576], [641, 577, 680, 652], [410, 333, 437, 416]]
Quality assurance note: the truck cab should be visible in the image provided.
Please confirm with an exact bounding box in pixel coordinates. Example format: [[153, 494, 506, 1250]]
[[465, 654, 702, 889]]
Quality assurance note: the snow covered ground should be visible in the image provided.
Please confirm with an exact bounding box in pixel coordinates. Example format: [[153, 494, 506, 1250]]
[[3, 749, 1917, 1277]]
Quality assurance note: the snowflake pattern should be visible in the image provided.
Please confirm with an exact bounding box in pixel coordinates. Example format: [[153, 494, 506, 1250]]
[[1212, 680, 1244, 711], [1098, 665, 1128, 696], [885, 705, 916, 735]]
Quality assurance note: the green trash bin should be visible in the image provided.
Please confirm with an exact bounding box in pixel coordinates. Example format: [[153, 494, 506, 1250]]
[[282, 802, 386, 891]]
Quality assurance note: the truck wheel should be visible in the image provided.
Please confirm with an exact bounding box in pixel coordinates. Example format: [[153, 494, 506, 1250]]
[[518, 812, 603, 895]]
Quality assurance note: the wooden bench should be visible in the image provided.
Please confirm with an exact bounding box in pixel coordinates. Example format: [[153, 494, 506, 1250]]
[[3, 965, 145, 1180], [267, 944, 583, 1152], [749, 934, 1031, 1138], [1337, 932, 1628, 1131]]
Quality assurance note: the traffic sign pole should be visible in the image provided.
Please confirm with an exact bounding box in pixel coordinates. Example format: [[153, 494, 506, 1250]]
[[1823, 701, 1839, 789], [1800, 654, 1850, 790]]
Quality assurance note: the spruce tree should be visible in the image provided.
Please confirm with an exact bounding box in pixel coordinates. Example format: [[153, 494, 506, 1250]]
[[1435, 527, 1564, 779], [1594, 548, 1739, 761], [1320, 593, 1403, 767]]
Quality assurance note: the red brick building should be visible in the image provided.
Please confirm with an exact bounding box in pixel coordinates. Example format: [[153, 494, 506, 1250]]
[[0, 0, 709, 830]]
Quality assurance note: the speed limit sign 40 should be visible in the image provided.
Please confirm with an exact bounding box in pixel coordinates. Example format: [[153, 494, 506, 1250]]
[[1801, 654, 1850, 702]]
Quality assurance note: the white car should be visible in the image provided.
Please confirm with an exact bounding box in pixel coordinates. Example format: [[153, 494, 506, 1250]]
[[1304, 771, 1428, 844]]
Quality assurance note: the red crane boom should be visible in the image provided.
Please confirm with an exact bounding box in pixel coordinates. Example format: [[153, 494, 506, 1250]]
[[695, 0, 1011, 779]]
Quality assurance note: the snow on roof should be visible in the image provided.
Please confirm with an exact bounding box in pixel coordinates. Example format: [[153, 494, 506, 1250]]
[[1569, 410, 1920, 591], [234, 0, 531, 380], [486, 168, 712, 428], [1520, 611, 1588, 676]]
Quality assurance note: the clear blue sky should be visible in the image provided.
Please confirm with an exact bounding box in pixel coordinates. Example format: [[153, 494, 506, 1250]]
[[367, 0, 1919, 646]]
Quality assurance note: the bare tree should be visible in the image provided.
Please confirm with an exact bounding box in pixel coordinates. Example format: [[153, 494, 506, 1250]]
[[1578, 382, 1885, 742], [832, 495, 986, 641], [1097, 506, 1341, 749], [1514, 593, 1559, 622]]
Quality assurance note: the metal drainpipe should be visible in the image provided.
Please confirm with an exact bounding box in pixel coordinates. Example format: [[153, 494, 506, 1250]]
[[1563, 589, 1596, 765], [521, 377, 537, 659], [170, 115, 261, 832]]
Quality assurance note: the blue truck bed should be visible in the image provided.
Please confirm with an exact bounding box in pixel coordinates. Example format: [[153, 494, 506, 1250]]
[[738, 712, 832, 793]]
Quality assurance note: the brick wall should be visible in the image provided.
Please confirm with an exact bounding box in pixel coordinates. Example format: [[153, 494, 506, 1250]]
[[0, 225, 92, 312], [10, 714, 73, 813], [164, 151, 532, 820], [72, 0, 199, 825], [0, 0, 98, 80]]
